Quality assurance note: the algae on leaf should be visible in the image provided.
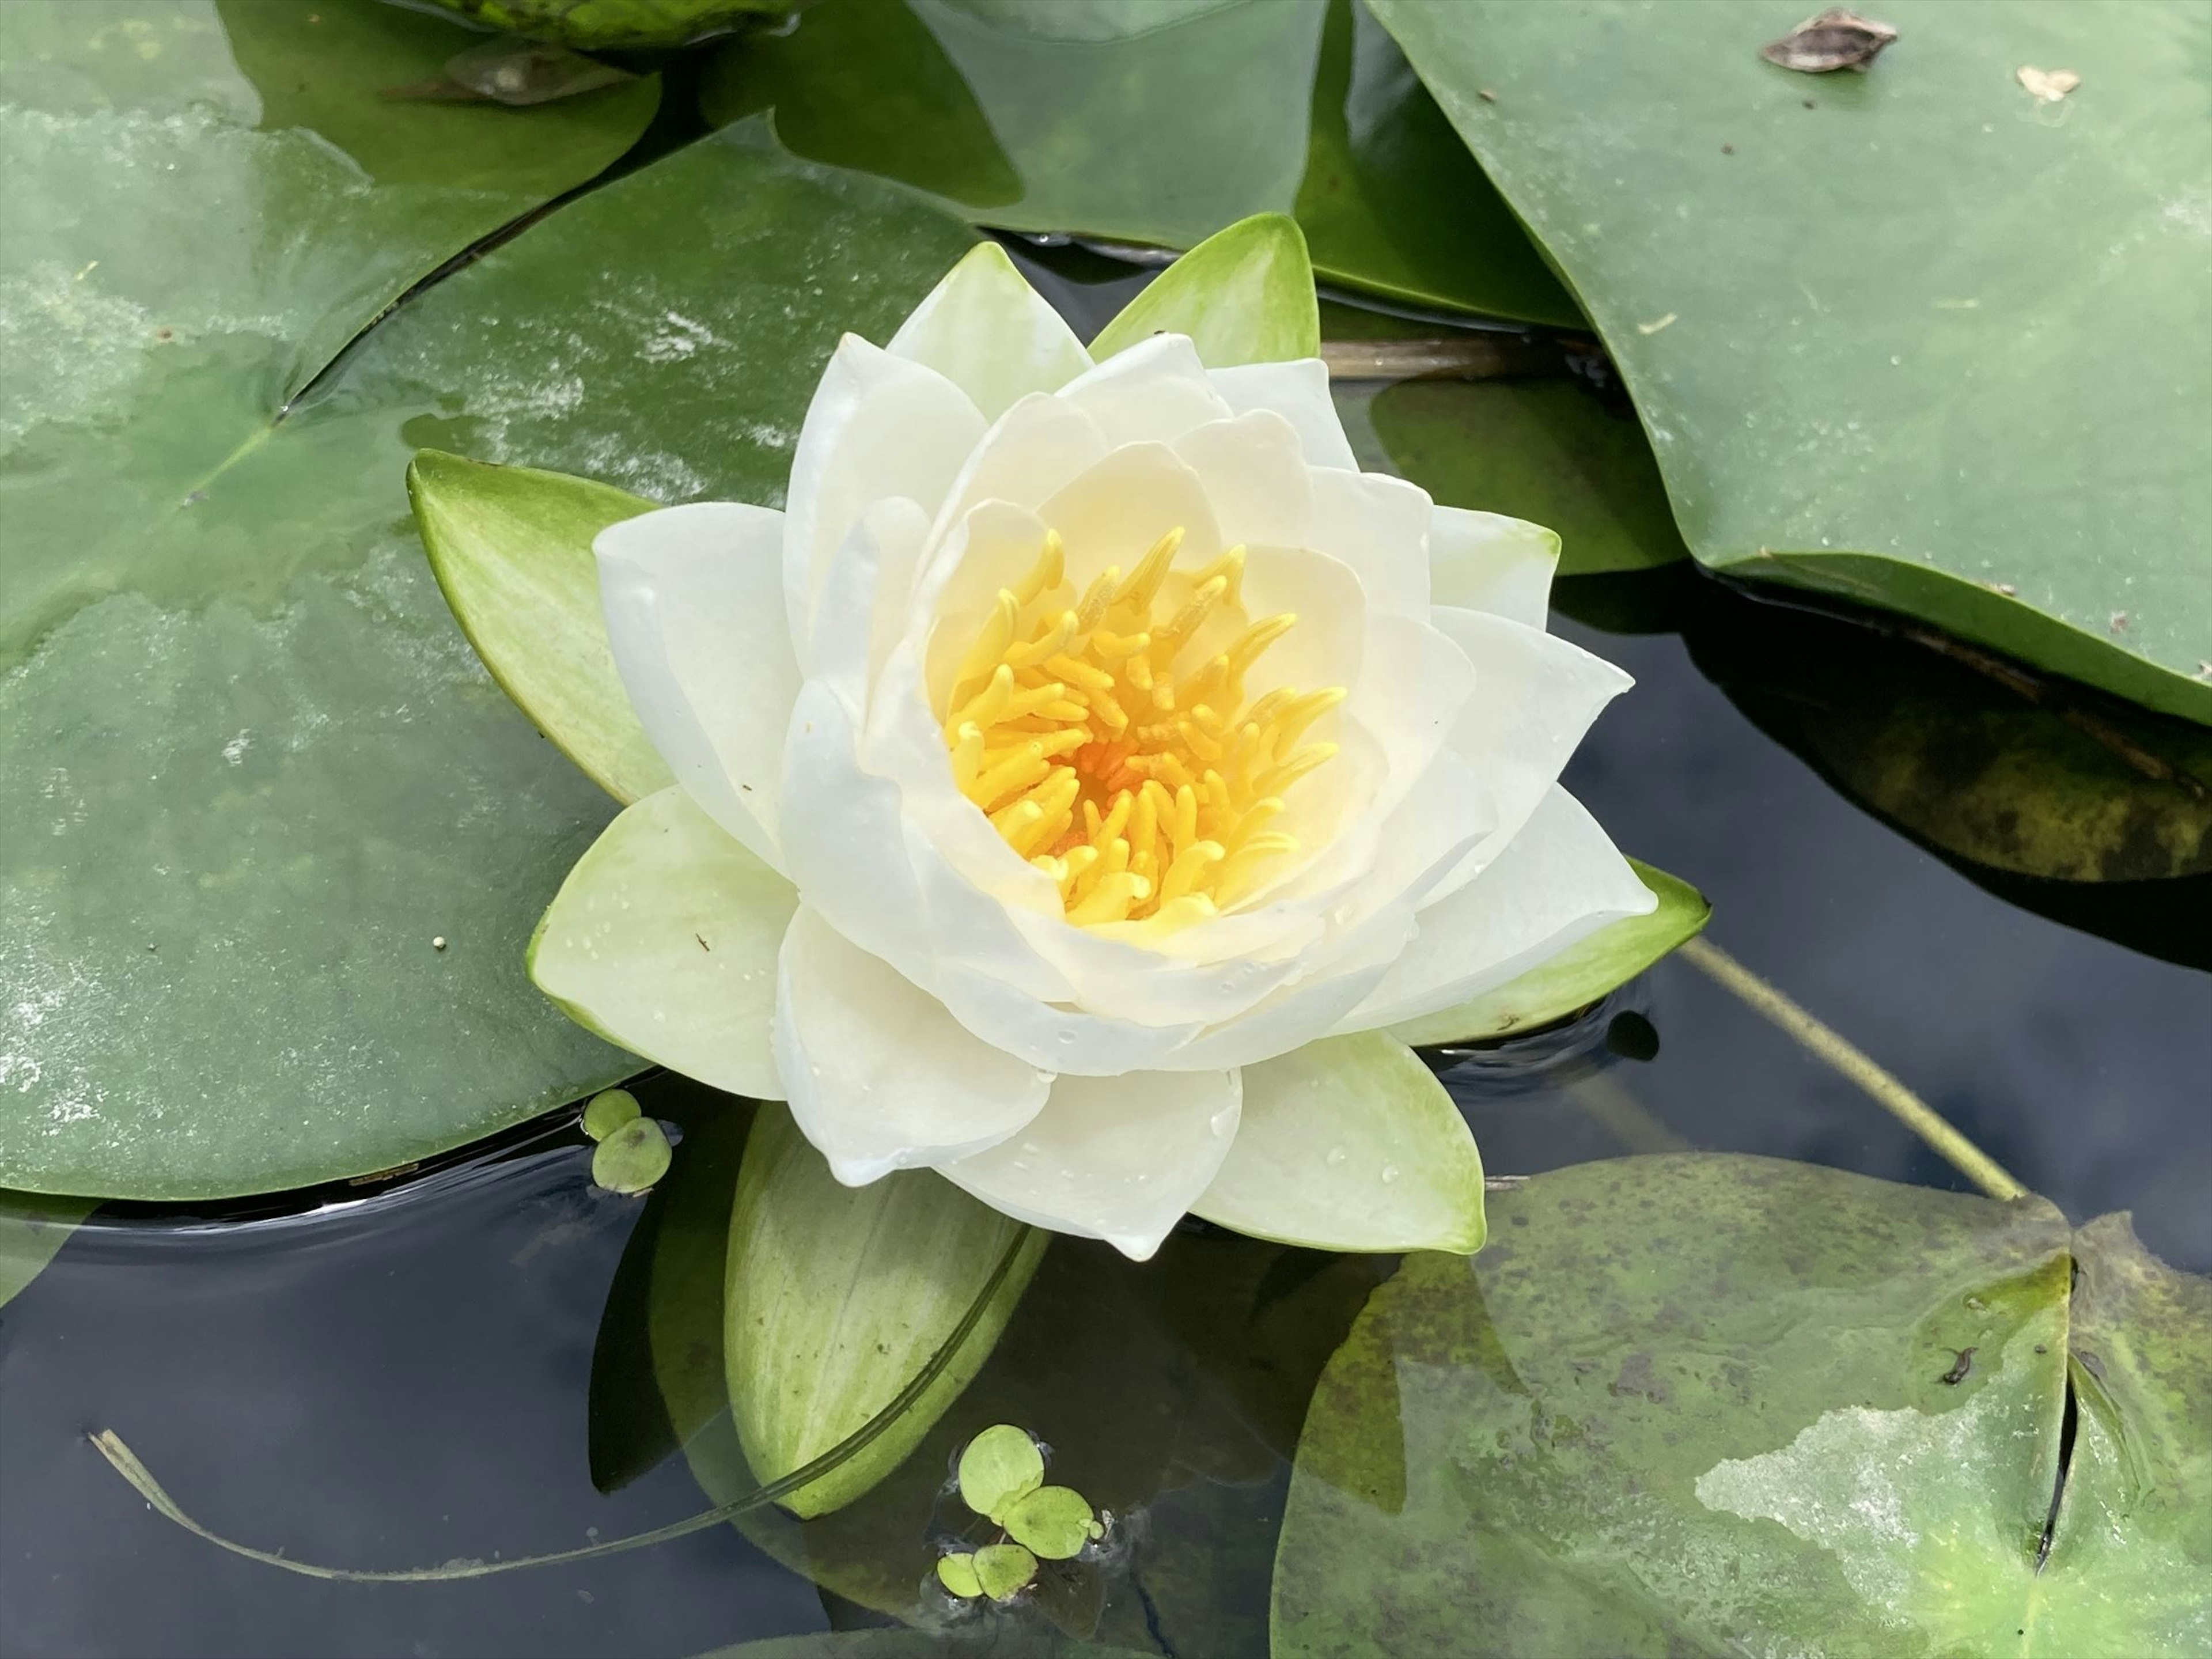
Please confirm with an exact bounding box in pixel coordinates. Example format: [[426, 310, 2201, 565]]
[[1274, 1154, 2212, 1657], [1369, 0, 2212, 722]]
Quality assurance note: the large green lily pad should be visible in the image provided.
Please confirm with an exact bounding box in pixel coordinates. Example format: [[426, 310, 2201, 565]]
[[700, 0, 1580, 324], [0, 28, 976, 1198], [1272, 1154, 2212, 1657], [1369, 0, 2212, 722]]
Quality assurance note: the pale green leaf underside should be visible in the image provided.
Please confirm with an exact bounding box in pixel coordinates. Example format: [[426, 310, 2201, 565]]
[[1089, 213, 1321, 368], [1194, 1031, 1483, 1254], [1274, 1154, 2212, 1658], [1387, 858, 1711, 1048], [1369, 0, 2212, 723], [410, 452, 671, 804], [724, 1107, 1048, 1518]]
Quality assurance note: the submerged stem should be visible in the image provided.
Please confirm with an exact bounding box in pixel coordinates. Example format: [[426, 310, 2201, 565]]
[[1678, 937, 2028, 1202], [90, 1224, 1039, 1582]]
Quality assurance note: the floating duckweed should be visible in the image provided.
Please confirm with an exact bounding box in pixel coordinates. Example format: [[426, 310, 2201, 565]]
[[937, 1425, 1107, 1604], [956, 1423, 1045, 1523], [581, 1088, 641, 1142], [935, 1552, 983, 1599], [971, 1541, 1039, 1603], [590, 1113, 668, 1194], [1003, 1485, 1104, 1559]]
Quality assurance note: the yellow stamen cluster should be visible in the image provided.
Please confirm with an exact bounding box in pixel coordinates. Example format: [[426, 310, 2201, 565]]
[[941, 527, 1343, 931]]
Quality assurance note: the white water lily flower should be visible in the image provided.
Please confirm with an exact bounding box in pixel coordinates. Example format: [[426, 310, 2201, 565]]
[[531, 233, 1655, 1260]]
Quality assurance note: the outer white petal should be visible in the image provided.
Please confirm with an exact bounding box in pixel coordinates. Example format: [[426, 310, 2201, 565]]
[[596, 503, 795, 872], [1055, 332, 1232, 448], [808, 498, 931, 718], [1207, 359, 1359, 471], [937, 1069, 1243, 1260], [1306, 467, 1433, 617], [1335, 785, 1657, 1034], [782, 335, 984, 653], [1169, 410, 1313, 551], [1192, 1032, 1484, 1252], [529, 787, 794, 1099], [1430, 505, 1559, 628], [772, 907, 1050, 1185], [887, 241, 1093, 421], [1427, 605, 1635, 891]]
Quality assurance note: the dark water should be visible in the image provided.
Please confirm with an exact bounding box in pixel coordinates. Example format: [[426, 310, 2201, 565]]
[[4, 259, 2209, 1659]]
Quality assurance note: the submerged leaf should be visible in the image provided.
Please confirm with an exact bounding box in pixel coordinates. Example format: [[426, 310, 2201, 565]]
[[956, 1423, 1046, 1522], [414, 0, 783, 50], [725, 1108, 1046, 1517], [1, 1191, 96, 1310]]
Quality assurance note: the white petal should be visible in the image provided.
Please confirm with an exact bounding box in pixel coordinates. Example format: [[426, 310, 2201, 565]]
[[529, 787, 796, 1099], [772, 907, 1050, 1185], [887, 241, 1093, 421], [596, 502, 795, 872], [1192, 1032, 1484, 1252], [937, 1069, 1243, 1260], [1306, 465, 1433, 617], [1032, 440, 1225, 596], [1055, 332, 1232, 449], [1207, 359, 1359, 471], [783, 335, 984, 654], [1169, 410, 1313, 551], [1430, 506, 1559, 628], [923, 392, 1109, 561], [808, 497, 931, 718], [1428, 606, 1635, 888], [1335, 785, 1657, 1033]]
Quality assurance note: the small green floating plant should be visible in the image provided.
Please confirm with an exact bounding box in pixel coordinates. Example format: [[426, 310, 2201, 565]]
[[582, 1088, 671, 1195], [935, 1424, 1105, 1605]]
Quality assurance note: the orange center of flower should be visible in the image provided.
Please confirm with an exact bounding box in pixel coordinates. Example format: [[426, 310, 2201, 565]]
[[941, 527, 1343, 933]]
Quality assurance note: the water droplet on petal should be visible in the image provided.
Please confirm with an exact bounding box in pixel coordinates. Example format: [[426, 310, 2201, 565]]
[[1381, 1164, 1401, 1184], [1325, 1145, 1348, 1166]]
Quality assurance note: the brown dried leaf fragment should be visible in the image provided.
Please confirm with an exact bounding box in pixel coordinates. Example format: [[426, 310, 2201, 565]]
[[1760, 8, 1899, 74], [2017, 66, 2082, 104]]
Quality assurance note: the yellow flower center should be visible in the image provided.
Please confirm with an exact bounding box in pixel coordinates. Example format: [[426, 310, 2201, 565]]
[[941, 527, 1343, 933]]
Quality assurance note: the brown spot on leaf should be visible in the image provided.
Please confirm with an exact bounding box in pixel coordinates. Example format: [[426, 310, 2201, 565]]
[[1760, 8, 1899, 73]]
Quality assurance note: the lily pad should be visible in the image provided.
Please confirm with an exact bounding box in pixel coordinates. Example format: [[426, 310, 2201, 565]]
[[700, 0, 1578, 323], [1272, 1154, 2212, 1657], [1385, 859, 1711, 1047], [1369, 0, 2212, 722], [0, 52, 976, 1199], [725, 1107, 1048, 1518], [0, 1190, 96, 1310]]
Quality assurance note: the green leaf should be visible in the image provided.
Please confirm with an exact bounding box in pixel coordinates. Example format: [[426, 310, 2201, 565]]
[[1089, 214, 1319, 368], [414, 0, 786, 50], [1192, 1032, 1485, 1254], [956, 1423, 1047, 1522], [1387, 859, 1712, 1048], [1002, 1485, 1102, 1560], [1273, 1154, 2212, 1658], [1368, 0, 2212, 724], [724, 1106, 1047, 1518], [1335, 376, 1688, 578], [935, 1551, 984, 1599], [581, 1087, 642, 1142], [973, 1540, 1040, 1602], [1, 1191, 96, 1310], [409, 453, 669, 804], [0, 90, 975, 1199], [701, 0, 1577, 324], [591, 1115, 671, 1195]]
